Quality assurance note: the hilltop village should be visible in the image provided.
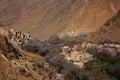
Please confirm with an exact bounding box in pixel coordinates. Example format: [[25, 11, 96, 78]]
[[0, 27, 32, 47]]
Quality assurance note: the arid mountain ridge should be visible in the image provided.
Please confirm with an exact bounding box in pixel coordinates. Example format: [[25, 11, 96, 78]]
[[0, 0, 120, 40], [91, 10, 120, 43]]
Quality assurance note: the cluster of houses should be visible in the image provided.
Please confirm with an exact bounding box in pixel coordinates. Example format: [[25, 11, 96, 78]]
[[0, 27, 36, 47], [61, 42, 120, 68], [8, 28, 31, 46], [61, 42, 94, 68]]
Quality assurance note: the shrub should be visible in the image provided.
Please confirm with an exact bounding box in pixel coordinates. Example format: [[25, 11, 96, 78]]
[[62, 35, 86, 46], [86, 47, 98, 56], [22, 41, 62, 56], [84, 59, 108, 71], [104, 65, 120, 80], [46, 54, 89, 80], [0, 21, 4, 27], [48, 35, 62, 45]]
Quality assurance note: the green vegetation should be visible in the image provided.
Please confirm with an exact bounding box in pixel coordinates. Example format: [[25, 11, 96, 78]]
[[109, 75, 117, 80], [85, 59, 120, 80], [109, 62, 120, 68], [84, 59, 108, 71]]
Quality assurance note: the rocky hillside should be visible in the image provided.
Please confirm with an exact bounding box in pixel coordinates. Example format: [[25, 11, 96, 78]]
[[91, 10, 120, 43], [0, 0, 120, 40], [0, 33, 21, 59], [0, 30, 62, 80]]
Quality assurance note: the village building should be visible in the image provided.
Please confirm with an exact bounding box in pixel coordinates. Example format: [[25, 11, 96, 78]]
[[61, 46, 71, 55], [70, 51, 81, 62], [74, 62, 84, 68], [7, 28, 32, 47], [72, 44, 81, 51]]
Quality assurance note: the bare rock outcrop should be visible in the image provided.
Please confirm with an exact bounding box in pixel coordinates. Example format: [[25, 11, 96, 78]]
[[0, 33, 21, 60]]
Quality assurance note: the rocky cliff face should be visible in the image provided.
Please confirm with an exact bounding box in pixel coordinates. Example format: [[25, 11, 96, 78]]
[[0, 0, 120, 40]]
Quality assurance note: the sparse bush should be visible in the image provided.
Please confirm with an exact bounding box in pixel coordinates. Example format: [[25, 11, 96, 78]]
[[86, 46, 120, 80], [104, 64, 120, 80], [104, 20, 110, 27], [0, 21, 4, 27], [46, 54, 89, 80], [85, 59, 108, 71], [48, 35, 62, 45], [96, 49, 119, 63], [62, 35, 86, 46], [97, 39, 112, 44], [22, 41, 62, 56], [86, 47, 98, 57], [87, 47, 120, 62]]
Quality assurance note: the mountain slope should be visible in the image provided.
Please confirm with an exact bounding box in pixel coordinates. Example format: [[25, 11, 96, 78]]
[[0, 33, 62, 80], [91, 10, 120, 43], [0, 0, 120, 40], [0, 0, 40, 24]]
